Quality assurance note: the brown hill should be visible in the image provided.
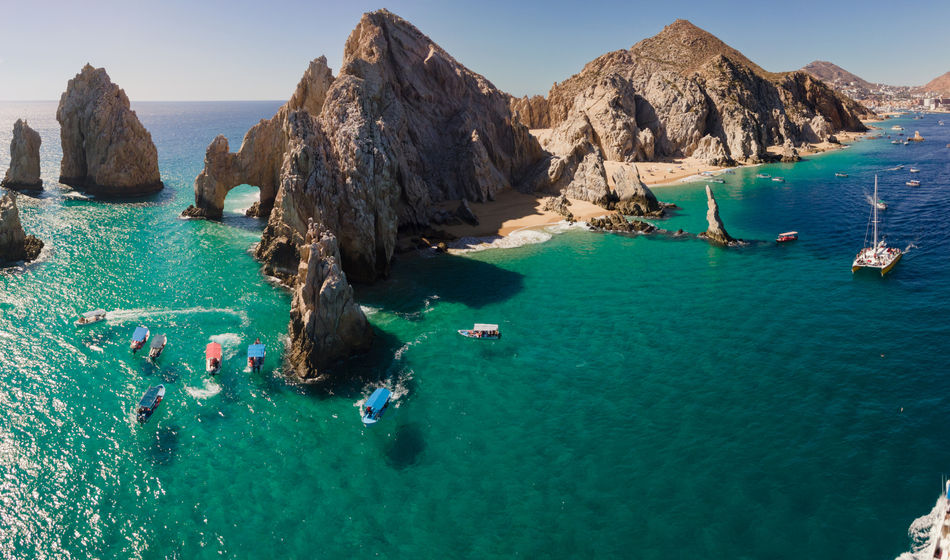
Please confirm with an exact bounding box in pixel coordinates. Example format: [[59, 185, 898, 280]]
[[922, 71, 950, 95], [802, 61, 875, 90]]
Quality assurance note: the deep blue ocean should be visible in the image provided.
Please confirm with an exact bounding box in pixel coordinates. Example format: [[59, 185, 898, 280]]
[[1, 102, 949, 559]]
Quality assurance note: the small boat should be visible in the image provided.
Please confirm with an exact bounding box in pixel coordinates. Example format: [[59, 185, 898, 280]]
[[136, 385, 165, 424], [755, 173, 771, 179], [361, 387, 392, 425], [909, 167, 920, 173], [248, 339, 265, 371], [891, 140, 901, 144], [130, 326, 149, 353], [891, 125, 904, 130], [876, 200, 887, 210], [894, 165, 905, 170], [699, 171, 714, 177], [206, 342, 222, 375], [710, 178, 725, 183], [835, 172, 848, 177], [148, 334, 167, 359], [75, 308, 107, 326], [852, 176, 901, 276], [776, 231, 798, 243], [939, 120, 945, 125], [906, 180, 921, 187], [772, 177, 785, 183], [458, 323, 501, 340]]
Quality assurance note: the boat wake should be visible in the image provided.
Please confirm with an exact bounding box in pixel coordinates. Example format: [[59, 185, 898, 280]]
[[106, 307, 247, 324], [185, 379, 221, 400], [904, 243, 919, 254], [895, 495, 945, 559], [209, 333, 242, 359], [355, 368, 414, 410], [393, 333, 429, 362]]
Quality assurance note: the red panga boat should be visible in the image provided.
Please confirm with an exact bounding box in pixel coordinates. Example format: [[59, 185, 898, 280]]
[[776, 231, 798, 243]]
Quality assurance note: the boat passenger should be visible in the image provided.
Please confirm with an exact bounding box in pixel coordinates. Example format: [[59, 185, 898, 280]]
[[366, 406, 373, 416]]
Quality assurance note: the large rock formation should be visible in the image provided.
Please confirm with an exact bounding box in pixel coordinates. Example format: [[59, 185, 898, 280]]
[[698, 185, 736, 245], [0, 193, 43, 264], [288, 220, 373, 381], [514, 19, 870, 165], [2, 119, 42, 190], [187, 10, 550, 379], [56, 64, 162, 195]]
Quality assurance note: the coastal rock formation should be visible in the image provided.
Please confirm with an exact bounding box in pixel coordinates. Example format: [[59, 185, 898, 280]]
[[510, 95, 550, 129], [189, 10, 551, 379], [288, 221, 373, 381], [698, 185, 737, 245], [1, 119, 42, 190], [588, 212, 657, 234], [0, 193, 43, 264], [56, 65, 162, 195], [780, 139, 801, 163], [515, 19, 870, 165], [541, 194, 574, 221]]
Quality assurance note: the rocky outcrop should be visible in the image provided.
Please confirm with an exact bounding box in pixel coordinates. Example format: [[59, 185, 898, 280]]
[[510, 95, 550, 129], [541, 194, 574, 221], [456, 200, 479, 226], [517, 19, 869, 165], [288, 220, 373, 381], [780, 139, 801, 163], [698, 185, 737, 245], [0, 193, 43, 264], [2, 119, 42, 190], [56, 64, 162, 195], [588, 212, 657, 234]]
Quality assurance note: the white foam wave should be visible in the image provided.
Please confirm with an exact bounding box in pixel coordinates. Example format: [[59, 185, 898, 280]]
[[106, 307, 247, 324], [185, 379, 222, 400], [896, 493, 945, 559], [209, 333, 242, 359], [393, 333, 428, 361], [88, 344, 104, 353], [360, 305, 380, 316], [448, 229, 554, 253], [354, 368, 414, 410]]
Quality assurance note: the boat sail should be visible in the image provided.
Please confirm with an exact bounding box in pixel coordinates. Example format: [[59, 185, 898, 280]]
[[852, 175, 901, 276]]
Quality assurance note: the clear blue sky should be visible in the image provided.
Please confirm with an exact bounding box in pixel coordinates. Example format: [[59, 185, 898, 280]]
[[1, 0, 948, 101]]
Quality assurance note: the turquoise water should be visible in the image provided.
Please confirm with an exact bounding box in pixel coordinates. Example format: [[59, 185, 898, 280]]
[[1, 104, 949, 558]]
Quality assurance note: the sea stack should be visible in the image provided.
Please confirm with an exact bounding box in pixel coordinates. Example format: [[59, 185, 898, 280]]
[[56, 64, 162, 196], [1, 119, 42, 190], [288, 221, 373, 382], [0, 192, 43, 264], [699, 185, 737, 245]]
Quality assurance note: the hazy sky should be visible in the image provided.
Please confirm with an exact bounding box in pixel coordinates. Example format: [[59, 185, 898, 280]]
[[1, 0, 948, 101]]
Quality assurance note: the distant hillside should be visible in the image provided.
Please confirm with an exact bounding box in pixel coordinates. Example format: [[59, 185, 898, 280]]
[[922, 71, 950, 96], [802, 61, 875, 90]]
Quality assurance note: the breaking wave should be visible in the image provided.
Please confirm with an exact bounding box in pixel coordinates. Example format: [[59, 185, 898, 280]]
[[447, 222, 587, 254]]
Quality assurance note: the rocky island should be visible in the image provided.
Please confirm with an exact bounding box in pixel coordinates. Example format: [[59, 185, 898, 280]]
[[187, 11, 870, 381], [0, 193, 43, 264], [56, 64, 162, 196], [1, 119, 42, 190]]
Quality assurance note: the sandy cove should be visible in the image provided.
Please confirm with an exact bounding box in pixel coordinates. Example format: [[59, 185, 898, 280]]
[[435, 127, 873, 244]]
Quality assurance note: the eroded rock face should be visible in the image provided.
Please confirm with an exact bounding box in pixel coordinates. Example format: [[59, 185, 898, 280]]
[[56, 65, 162, 195], [288, 220, 373, 380], [0, 192, 43, 264], [698, 185, 737, 245], [2, 119, 42, 190]]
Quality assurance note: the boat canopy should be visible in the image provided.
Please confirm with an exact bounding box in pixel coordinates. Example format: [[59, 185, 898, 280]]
[[138, 386, 162, 408], [150, 334, 166, 349], [248, 343, 266, 358], [473, 323, 499, 331], [206, 342, 222, 359], [83, 309, 107, 318], [778, 231, 798, 236], [132, 326, 149, 341], [366, 388, 391, 410]]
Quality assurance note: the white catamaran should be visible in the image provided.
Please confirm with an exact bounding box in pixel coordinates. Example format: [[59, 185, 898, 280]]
[[852, 175, 901, 276]]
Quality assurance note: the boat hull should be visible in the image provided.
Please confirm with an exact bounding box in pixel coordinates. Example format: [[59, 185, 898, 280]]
[[458, 330, 500, 340], [852, 251, 902, 276]]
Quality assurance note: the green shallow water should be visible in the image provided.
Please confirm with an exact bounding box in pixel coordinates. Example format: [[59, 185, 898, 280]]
[[2, 103, 950, 558]]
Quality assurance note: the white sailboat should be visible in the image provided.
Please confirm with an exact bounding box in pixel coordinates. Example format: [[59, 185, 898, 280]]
[[852, 175, 901, 276]]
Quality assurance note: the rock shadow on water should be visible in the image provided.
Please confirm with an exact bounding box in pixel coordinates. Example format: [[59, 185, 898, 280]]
[[355, 253, 525, 315], [147, 425, 181, 466], [384, 422, 426, 470]]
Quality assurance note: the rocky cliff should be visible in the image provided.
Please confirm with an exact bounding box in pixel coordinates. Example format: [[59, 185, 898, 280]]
[[515, 20, 870, 165], [0, 193, 43, 264], [187, 10, 551, 379], [2, 119, 42, 190], [56, 64, 162, 195]]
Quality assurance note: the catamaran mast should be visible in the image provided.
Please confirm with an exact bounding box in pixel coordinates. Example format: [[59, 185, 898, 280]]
[[873, 175, 879, 248]]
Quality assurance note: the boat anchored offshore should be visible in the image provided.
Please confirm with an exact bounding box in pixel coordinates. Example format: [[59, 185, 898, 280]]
[[148, 334, 167, 359], [361, 387, 392, 425], [756, 173, 771, 179], [835, 172, 848, 177], [75, 309, 107, 326], [876, 200, 887, 211], [248, 339, 265, 371], [907, 179, 921, 187], [136, 385, 165, 423], [130, 326, 149, 353], [458, 323, 501, 340], [776, 231, 798, 243], [772, 176, 785, 183], [852, 175, 901, 276], [206, 342, 222, 375], [910, 167, 920, 173]]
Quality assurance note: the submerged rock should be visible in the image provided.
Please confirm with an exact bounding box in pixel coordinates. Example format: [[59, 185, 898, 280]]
[[2, 119, 42, 190], [57, 64, 162, 195], [288, 221, 373, 381], [698, 185, 737, 245], [0, 192, 43, 264]]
